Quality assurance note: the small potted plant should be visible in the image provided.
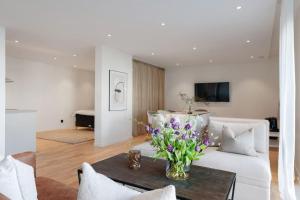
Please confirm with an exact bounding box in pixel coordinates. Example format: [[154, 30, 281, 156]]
[[146, 117, 208, 180]]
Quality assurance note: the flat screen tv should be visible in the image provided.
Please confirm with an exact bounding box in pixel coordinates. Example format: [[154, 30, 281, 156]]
[[194, 82, 230, 102]]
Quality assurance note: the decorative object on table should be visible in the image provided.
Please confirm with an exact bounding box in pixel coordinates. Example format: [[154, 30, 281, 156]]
[[128, 150, 141, 170], [146, 117, 208, 180], [179, 92, 194, 114], [109, 70, 128, 111], [265, 117, 279, 132]]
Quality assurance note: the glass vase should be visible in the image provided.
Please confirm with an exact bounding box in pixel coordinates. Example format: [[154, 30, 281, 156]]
[[166, 161, 190, 181]]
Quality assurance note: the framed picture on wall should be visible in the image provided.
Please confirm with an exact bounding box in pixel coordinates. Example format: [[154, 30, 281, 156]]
[[109, 70, 128, 111]]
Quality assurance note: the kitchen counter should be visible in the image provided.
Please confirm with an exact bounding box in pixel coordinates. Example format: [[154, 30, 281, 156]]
[[5, 109, 37, 155]]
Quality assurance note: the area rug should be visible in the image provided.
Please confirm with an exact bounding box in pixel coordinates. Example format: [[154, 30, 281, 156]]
[[37, 129, 94, 144]]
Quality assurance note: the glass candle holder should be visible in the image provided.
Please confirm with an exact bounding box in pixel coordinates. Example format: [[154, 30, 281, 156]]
[[128, 150, 141, 170]]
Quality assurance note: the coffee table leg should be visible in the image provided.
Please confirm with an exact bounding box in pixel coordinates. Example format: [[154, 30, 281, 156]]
[[230, 178, 236, 200]]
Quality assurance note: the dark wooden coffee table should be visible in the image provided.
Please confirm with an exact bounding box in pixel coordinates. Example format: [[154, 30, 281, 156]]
[[78, 153, 236, 200]]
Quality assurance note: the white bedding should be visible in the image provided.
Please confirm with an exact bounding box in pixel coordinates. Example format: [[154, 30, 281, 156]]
[[75, 110, 95, 116]]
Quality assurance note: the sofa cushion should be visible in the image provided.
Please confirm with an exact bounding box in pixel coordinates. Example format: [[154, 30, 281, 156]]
[[36, 177, 77, 200], [133, 142, 271, 188], [194, 147, 271, 188]]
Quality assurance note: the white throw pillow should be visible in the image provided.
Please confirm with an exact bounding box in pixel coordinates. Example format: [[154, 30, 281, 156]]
[[208, 121, 223, 146], [78, 162, 140, 200], [219, 126, 258, 156], [78, 163, 177, 200], [0, 156, 23, 200], [132, 185, 176, 200], [10, 156, 38, 200]]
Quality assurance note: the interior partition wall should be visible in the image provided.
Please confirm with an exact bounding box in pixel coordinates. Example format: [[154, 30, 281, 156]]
[[132, 60, 165, 136], [0, 27, 5, 158]]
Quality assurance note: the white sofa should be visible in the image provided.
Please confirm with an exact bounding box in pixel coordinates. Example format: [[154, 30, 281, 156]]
[[132, 116, 271, 200]]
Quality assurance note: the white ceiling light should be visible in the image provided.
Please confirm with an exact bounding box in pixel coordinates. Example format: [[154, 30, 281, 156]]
[[151, 52, 155, 56], [107, 33, 112, 38], [250, 56, 254, 59], [14, 40, 19, 43], [209, 59, 213, 63], [73, 65, 77, 68], [246, 40, 251, 44], [53, 57, 57, 60], [236, 6, 242, 10], [192, 47, 197, 51], [73, 54, 77, 57], [161, 22, 166, 26], [176, 63, 180, 66]]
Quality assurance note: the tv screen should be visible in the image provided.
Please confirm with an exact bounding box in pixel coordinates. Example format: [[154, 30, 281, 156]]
[[194, 82, 230, 102]]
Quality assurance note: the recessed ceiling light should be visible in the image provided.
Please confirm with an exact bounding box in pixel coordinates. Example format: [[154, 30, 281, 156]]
[[192, 47, 197, 51], [176, 63, 180, 66], [250, 56, 254, 59], [246, 40, 251, 44], [151, 52, 155, 56], [53, 57, 57, 60], [209, 59, 213, 63], [73, 65, 77, 68], [14, 40, 19, 43], [73, 54, 77, 57], [236, 6, 242, 10], [161, 22, 166, 26], [107, 34, 112, 38]]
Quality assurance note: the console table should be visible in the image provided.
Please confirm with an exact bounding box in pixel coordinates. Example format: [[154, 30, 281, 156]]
[[78, 153, 236, 200]]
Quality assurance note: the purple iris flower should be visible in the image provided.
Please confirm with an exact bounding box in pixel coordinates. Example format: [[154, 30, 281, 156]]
[[182, 134, 187, 140], [146, 125, 153, 134], [203, 138, 210, 146], [172, 122, 180, 130], [190, 132, 196, 139], [184, 123, 192, 130], [174, 130, 180, 135], [167, 144, 174, 153], [153, 128, 160, 135], [170, 117, 176, 124], [195, 145, 200, 152]]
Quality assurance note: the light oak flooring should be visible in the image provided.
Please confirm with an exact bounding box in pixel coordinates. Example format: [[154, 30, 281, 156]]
[[36, 130, 280, 196], [36, 133, 148, 188]]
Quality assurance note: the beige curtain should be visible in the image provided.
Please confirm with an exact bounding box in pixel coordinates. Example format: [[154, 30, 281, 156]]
[[133, 60, 165, 136]]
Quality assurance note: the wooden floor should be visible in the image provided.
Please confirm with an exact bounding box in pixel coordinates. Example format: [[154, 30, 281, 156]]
[[36, 134, 148, 188], [36, 131, 279, 194]]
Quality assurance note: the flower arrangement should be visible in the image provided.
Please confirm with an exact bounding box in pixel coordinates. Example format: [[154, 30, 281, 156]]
[[146, 117, 209, 180]]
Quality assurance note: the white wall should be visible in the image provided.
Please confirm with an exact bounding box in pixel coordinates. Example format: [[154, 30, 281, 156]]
[[165, 59, 279, 119], [295, 3, 300, 177], [5, 56, 95, 131], [0, 27, 5, 158], [95, 46, 133, 147]]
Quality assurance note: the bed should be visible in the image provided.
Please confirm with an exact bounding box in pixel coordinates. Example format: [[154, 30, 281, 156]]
[[74, 110, 95, 129]]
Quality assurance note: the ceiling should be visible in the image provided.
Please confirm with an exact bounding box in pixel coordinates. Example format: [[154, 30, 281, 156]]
[[0, 0, 278, 71]]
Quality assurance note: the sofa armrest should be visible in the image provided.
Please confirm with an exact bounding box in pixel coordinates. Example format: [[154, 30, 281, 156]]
[[0, 193, 9, 200], [12, 151, 36, 177]]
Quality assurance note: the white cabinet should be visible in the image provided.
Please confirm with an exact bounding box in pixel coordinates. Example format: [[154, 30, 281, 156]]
[[5, 110, 37, 155]]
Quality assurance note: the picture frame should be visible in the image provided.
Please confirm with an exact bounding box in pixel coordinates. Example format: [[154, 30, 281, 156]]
[[109, 70, 128, 111]]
